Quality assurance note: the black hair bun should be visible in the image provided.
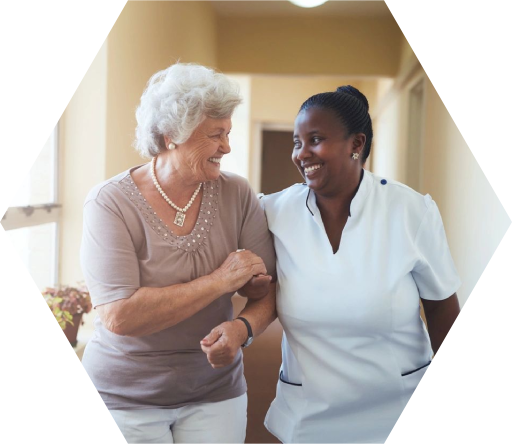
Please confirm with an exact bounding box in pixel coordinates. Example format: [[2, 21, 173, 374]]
[[336, 85, 369, 112]]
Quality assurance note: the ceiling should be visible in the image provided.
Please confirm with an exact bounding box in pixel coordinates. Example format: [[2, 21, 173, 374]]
[[209, 1, 392, 18]]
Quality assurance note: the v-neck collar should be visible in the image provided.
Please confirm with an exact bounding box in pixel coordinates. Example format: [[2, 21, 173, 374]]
[[304, 169, 373, 255], [305, 169, 372, 222]]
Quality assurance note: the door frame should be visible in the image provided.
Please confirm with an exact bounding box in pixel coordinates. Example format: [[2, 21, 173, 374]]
[[250, 122, 295, 193]]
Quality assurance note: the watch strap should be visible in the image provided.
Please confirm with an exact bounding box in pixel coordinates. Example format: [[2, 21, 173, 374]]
[[236, 316, 253, 348]]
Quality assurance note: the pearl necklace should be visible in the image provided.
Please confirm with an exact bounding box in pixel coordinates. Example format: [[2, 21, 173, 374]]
[[150, 156, 202, 227]]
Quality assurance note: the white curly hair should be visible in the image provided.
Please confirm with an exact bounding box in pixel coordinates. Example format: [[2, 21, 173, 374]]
[[134, 63, 242, 158]]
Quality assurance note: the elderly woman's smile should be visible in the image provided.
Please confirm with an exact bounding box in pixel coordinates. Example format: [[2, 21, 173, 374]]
[[172, 116, 232, 182]]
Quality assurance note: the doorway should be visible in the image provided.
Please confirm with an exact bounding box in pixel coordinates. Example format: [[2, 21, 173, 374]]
[[260, 130, 304, 195]]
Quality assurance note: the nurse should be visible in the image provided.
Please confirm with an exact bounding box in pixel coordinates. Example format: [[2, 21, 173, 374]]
[[202, 85, 461, 443], [261, 85, 461, 443]]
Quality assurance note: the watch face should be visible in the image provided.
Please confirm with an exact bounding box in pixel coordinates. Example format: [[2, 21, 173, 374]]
[[243, 336, 254, 348]]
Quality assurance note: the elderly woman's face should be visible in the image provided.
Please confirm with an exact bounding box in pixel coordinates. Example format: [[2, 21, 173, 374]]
[[292, 107, 365, 197], [178, 117, 232, 182]]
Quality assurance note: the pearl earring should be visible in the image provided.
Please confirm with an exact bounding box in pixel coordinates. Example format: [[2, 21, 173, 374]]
[[168, 142, 176, 150], [352, 153, 359, 160]]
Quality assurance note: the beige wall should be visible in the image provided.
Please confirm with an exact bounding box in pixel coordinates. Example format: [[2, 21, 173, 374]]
[[397, 35, 417, 78], [218, 16, 403, 76], [250, 76, 374, 123], [422, 78, 510, 305], [105, 1, 218, 178], [371, 38, 510, 305], [59, 41, 108, 286]]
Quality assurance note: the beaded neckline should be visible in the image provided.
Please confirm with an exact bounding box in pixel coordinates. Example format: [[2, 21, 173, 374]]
[[118, 172, 220, 253]]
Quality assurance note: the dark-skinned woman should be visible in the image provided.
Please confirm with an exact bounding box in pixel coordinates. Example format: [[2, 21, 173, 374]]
[[203, 85, 461, 443]]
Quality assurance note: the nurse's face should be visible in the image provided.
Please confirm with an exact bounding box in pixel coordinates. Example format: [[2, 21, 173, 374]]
[[292, 107, 365, 198]]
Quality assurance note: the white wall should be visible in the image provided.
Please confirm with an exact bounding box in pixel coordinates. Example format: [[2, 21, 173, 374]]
[[372, 87, 403, 181], [223, 75, 251, 179]]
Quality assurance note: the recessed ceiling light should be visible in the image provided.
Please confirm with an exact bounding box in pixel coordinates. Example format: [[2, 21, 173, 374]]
[[289, 0, 329, 8]]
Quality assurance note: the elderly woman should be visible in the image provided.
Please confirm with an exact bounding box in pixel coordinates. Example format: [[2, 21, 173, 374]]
[[80, 63, 276, 443], [205, 86, 461, 443]]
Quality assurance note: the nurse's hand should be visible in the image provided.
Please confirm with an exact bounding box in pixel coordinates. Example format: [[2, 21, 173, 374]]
[[238, 274, 272, 300], [200, 321, 247, 368]]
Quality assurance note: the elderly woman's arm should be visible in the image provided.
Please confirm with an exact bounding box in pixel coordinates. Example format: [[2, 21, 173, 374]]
[[200, 282, 277, 368], [96, 250, 267, 337], [422, 293, 460, 444]]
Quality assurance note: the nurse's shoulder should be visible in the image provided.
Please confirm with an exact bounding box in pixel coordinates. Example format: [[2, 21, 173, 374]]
[[258, 183, 308, 226], [368, 171, 433, 226]]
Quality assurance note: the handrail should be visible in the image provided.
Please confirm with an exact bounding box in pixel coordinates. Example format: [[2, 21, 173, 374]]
[[2, 203, 62, 220]]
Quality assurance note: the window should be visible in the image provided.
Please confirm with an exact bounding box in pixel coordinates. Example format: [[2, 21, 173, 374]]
[[8, 128, 58, 207], [0, 125, 60, 444]]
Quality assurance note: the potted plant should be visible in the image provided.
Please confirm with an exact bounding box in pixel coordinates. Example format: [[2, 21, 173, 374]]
[[43, 284, 92, 347]]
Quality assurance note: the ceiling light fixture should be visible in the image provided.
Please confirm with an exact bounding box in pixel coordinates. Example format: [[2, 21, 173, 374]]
[[288, 0, 329, 8]]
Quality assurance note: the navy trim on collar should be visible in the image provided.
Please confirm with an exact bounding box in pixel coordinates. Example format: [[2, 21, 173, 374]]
[[306, 188, 314, 216], [303, 168, 371, 217]]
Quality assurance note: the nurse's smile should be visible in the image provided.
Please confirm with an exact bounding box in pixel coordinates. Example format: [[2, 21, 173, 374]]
[[303, 163, 323, 176], [292, 107, 364, 199]]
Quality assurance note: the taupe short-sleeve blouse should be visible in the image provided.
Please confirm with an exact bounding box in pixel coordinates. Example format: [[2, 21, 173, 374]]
[[80, 166, 276, 410]]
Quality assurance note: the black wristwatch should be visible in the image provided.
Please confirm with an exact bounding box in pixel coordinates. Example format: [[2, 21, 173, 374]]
[[236, 316, 254, 348]]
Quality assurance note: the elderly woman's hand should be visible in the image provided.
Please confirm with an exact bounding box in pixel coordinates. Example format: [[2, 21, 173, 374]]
[[238, 274, 272, 300], [212, 250, 267, 293], [200, 320, 247, 368]]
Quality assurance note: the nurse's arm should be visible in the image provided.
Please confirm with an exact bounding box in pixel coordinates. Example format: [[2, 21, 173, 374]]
[[200, 282, 277, 368], [421, 293, 460, 444], [421, 293, 460, 365], [238, 274, 272, 300], [237, 281, 278, 337]]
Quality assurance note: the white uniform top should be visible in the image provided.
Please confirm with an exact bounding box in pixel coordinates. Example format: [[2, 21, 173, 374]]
[[262, 170, 461, 443]]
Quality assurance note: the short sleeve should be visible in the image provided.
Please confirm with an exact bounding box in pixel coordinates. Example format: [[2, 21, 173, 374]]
[[239, 189, 277, 281], [80, 191, 141, 307], [411, 198, 461, 300]]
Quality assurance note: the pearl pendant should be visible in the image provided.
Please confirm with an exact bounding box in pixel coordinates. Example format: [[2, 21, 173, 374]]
[[174, 211, 186, 227], [150, 156, 202, 225]]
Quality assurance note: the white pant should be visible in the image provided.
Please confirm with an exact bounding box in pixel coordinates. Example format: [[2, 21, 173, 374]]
[[109, 394, 247, 443]]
